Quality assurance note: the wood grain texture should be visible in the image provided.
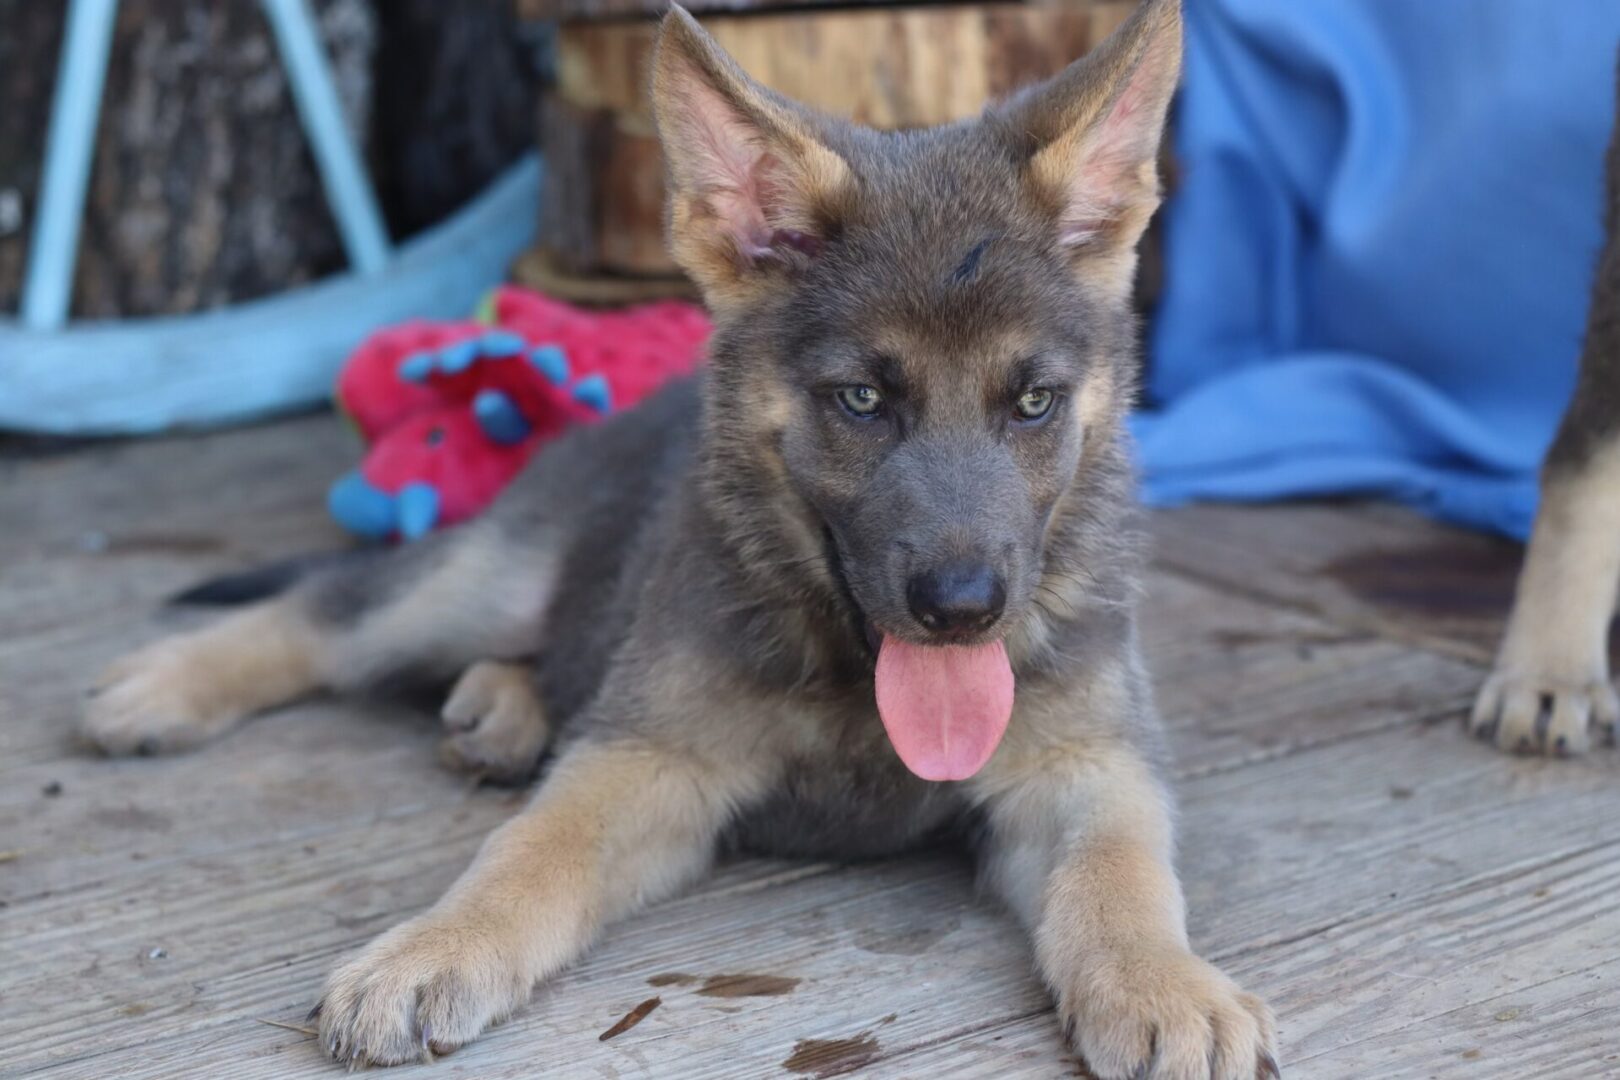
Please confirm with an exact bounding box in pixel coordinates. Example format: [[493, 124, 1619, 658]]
[[538, 96, 671, 276], [511, 247, 700, 305], [4, 412, 1617, 1080]]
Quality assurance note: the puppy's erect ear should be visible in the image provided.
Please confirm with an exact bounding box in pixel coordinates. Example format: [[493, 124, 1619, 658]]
[[999, 0, 1181, 303], [651, 7, 854, 310]]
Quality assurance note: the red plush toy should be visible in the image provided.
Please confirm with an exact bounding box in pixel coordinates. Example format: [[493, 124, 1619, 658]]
[[329, 286, 711, 539]]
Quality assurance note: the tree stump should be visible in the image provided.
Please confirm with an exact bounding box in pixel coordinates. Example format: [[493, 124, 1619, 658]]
[[0, 0, 376, 319], [0, 0, 538, 320]]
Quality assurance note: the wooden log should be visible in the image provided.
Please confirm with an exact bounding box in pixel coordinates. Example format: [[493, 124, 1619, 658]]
[[539, 1, 1138, 280], [0, 0, 378, 320], [0, 0, 538, 322]]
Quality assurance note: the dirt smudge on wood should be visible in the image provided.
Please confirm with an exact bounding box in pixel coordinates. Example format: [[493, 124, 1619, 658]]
[[647, 972, 700, 988], [1320, 541, 1518, 624], [1209, 628, 1371, 651], [782, 1033, 880, 1076], [854, 917, 957, 956], [598, 996, 661, 1041], [98, 532, 230, 557], [89, 805, 174, 832], [697, 973, 799, 998]]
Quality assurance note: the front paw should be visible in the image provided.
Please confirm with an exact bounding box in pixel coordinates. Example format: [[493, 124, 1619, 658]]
[[1056, 946, 1277, 1080], [316, 915, 532, 1067], [1469, 668, 1618, 756]]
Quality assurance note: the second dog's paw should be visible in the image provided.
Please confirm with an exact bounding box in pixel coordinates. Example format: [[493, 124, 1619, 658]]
[[1056, 946, 1277, 1080], [316, 915, 532, 1067], [1469, 669, 1619, 756], [80, 637, 241, 756], [438, 660, 549, 784]]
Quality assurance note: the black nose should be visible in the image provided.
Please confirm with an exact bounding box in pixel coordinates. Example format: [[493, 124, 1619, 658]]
[[907, 560, 1007, 635]]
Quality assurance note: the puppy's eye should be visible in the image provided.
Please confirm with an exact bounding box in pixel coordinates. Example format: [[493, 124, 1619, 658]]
[[836, 385, 884, 418], [1014, 388, 1055, 421]]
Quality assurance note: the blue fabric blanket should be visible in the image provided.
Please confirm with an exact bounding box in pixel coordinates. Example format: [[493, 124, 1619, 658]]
[[1133, 0, 1620, 538]]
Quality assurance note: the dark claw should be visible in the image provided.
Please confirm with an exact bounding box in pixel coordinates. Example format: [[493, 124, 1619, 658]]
[[135, 737, 161, 756], [1259, 1051, 1282, 1078], [307, 1000, 324, 1023]]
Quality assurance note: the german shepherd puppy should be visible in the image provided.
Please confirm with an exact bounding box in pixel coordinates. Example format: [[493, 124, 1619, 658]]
[[82, 1, 1279, 1074], [1471, 61, 1620, 757]]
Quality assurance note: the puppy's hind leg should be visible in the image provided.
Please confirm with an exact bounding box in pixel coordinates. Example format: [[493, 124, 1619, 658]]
[[84, 594, 329, 755], [82, 523, 559, 755]]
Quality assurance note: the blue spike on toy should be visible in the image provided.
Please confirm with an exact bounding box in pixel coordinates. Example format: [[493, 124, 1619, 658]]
[[528, 344, 570, 386], [479, 330, 527, 358], [437, 338, 480, 374], [327, 471, 397, 540], [570, 373, 613, 414], [397, 483, 440, 540], [398, 351, 435, 382], [473, 388, 531, 445]]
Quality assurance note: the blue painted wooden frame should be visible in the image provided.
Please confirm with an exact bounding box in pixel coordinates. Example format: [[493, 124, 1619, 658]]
[[0, 155, 540, 435]]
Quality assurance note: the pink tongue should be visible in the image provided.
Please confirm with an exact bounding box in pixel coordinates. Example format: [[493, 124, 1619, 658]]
[[874, 636, 1015, 781]]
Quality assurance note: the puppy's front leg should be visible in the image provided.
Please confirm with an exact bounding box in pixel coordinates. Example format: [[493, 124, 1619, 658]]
[[977, 744, 1277, 1080], [317, 737, 764, 1066], [1470, 439, 1620, 755]]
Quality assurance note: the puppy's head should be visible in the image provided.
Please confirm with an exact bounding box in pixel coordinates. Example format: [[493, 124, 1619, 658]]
[[653, 1, 1180, 778]]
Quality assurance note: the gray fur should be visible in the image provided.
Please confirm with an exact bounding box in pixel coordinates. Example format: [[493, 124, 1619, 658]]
[[1546, 52, 1620, 474]]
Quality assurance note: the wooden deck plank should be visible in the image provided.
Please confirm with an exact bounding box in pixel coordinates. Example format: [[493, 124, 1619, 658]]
[[895, 817, 1620, 1080], [4, 413, 1617, 1079], [9, 721, 1619, 1078], [1142, 571, 1481, 775], [1146, 501, 1527, 664]]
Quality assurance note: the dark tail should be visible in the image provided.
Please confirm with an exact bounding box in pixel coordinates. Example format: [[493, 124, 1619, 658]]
[[167, 550, 365, 606]]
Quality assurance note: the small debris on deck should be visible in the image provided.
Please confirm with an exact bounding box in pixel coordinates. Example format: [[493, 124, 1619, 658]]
[[599, 997, 662, 1041]]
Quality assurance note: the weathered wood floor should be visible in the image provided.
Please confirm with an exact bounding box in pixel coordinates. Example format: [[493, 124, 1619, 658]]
[[3, 414, 1618, 1079]]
